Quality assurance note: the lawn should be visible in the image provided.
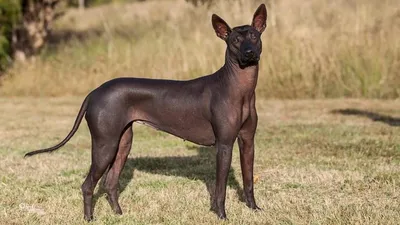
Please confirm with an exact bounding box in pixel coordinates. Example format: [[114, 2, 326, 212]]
[[0, 97, 399, 224]]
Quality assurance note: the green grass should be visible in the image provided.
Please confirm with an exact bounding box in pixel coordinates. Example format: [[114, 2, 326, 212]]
[[0, 97, 399, 224]]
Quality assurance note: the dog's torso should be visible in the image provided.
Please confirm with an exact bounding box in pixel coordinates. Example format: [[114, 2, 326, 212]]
[[85, 68, 256, 146]]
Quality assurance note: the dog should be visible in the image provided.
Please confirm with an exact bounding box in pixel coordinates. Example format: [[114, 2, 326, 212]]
[[25, 4, 267, 221]]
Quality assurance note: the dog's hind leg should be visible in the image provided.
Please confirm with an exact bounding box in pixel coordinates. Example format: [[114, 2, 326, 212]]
[[103, 124, 133, 215], [81, 135, 120, 221]]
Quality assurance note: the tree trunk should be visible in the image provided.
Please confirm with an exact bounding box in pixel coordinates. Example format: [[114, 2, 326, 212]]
[[12, 0, 60, 62], [79, 0, 85, 12]]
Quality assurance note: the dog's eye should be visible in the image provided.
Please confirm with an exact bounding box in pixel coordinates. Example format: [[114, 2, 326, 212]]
[[250, 32, 257, 40], [232, 36, 240, 44]]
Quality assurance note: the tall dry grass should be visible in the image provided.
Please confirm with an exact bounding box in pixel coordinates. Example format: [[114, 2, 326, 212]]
[[0, 0, 399, 98]]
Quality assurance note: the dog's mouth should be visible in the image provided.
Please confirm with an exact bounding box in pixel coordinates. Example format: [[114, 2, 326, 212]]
[[239, 56, 260, 68]]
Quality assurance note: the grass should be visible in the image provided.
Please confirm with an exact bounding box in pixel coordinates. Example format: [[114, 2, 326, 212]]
[[0, 0, 399, 224], [0, 0, 399, 98], [0, 97, 399, 224]]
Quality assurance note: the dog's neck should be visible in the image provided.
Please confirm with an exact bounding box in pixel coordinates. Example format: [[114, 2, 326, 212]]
[[220, 52, 259, 94]]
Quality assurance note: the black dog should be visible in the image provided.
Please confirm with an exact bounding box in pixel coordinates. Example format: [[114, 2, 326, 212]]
[[25, 4, 267, 221]]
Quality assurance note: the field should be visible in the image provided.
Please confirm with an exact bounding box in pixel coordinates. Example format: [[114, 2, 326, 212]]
[[0, 0, 399, 224], [0, 97, 399, 224]]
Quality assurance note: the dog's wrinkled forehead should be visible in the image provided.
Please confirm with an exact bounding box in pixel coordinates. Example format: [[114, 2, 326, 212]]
[[232, 25, 256, 35]]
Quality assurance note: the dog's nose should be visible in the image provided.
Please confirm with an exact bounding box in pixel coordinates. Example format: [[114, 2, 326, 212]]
[[244, 49, 255, 58]]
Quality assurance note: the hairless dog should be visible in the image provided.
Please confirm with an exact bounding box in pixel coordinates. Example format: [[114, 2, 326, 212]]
[[25, 4, 267, 221]]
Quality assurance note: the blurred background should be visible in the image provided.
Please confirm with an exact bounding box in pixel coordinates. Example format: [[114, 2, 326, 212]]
[[0, 0, 399, 98]]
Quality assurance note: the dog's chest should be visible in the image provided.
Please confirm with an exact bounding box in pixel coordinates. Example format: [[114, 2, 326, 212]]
[[240, 96, 252, 123]]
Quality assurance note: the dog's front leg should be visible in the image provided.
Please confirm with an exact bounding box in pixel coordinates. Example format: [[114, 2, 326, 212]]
[[238, 105, 261, 210], [213, 140, 234, 219], [237, 135, 260, 210]]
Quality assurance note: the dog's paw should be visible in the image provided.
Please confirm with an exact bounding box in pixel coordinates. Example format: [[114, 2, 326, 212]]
[[246, 202, 262, 211], [84, 215, 94, 222], [217, 211, 227, 220], [211, 205, 227, 220]]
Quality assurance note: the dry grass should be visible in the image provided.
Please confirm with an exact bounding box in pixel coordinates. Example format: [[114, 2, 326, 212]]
[[0, 0, 399, 98], [0, 97, 399, 224], [1, 1, 399, 223]]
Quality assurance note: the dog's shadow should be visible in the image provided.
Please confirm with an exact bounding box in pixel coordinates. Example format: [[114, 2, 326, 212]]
[[95, 146, 244, 208], [331, 108, 400, 126]]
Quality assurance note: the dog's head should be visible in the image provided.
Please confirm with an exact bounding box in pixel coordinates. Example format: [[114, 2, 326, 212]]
[[212, 4, 267, 68]]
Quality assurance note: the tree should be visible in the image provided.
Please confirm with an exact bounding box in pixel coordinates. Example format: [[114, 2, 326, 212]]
[[12, 0, 61, 62], [0, 0, 20, 71], [79, 0, 85, 11], [0, 0, 110, 72]]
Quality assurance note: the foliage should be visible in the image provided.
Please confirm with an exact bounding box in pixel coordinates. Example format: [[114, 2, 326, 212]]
[[0, 0, 20, 71]]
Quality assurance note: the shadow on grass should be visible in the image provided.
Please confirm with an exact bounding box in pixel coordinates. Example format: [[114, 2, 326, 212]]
[[94, 146, 243, 209], [331, 109, 400, 127]]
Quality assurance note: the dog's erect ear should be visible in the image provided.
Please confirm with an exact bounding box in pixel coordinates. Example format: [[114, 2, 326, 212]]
[[212, 14, 231, 41], [251, 4, 267, 33]]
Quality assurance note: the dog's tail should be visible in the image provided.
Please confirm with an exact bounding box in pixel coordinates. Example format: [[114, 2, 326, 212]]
[[24, 95, 90, 157]]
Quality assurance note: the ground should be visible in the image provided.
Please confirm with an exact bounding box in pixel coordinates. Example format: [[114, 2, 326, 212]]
[[0, 97, 399, 224]]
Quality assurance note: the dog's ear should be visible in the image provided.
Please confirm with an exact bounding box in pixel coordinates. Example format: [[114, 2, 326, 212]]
[[212, 14, 231, 41], [251, 4, 267, 33]]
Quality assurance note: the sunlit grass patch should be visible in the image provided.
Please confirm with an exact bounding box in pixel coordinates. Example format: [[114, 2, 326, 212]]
[[0, 97, 399, 224]]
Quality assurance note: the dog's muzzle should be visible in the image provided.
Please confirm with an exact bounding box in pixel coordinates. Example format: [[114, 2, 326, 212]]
[[239, 49, 260, 66]]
